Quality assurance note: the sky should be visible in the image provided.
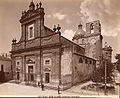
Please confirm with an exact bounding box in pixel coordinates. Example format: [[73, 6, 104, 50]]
[[0, 0, 120, 62]]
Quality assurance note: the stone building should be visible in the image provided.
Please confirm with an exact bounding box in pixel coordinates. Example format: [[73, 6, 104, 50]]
[[102, 42, 113, 62], [0, 54, 12, 82], [72, 21, 103, 68], [10, 1, 96, 90]]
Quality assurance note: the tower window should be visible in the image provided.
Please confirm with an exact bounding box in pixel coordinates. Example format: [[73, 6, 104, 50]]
[[90, 23, 94, 34], [28, 24, 34, 40], [30, 27, 33, 38]]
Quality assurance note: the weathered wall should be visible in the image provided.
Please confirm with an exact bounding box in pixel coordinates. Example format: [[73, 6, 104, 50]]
[[85, 35, 102, 60], [102, 47, 112, 62], [61, 47, 72, 88], [0, 60, 11, 72], [42, 48, 60, 84], [12, 47, 60, 85], [0, 60, 12, 81], [72, 54, 95, 85]]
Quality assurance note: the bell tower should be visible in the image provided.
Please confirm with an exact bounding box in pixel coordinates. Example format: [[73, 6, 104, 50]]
[[86, 20, 101, 34], [85, 21, 102, 62]]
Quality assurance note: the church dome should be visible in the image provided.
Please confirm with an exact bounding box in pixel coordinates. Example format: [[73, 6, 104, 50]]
[[73, 23, 86, 40]]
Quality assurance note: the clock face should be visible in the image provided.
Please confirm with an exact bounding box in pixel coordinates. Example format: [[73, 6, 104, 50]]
[[90, 38, 96, 44]]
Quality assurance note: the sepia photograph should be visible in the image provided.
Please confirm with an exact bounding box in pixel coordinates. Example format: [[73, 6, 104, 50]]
[[0, 0, 120, 97]]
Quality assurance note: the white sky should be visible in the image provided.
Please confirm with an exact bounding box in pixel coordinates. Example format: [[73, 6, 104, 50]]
[[0, 0, 120, 62]]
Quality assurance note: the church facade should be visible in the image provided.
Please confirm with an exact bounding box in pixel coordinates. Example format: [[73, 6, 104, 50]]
[[10, 1, 96, 90]]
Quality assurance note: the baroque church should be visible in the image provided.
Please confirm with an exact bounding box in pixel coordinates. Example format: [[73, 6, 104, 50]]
[[10, 1, 112, 90]]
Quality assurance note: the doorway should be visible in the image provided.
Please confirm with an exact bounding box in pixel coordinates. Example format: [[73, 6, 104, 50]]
[[28, 66, 34, 81], [45, 73, 50, 83], [17, 72, 20, 80], [1, 65, 4, 72]]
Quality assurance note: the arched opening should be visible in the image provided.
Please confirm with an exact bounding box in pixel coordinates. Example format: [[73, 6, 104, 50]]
[[90, 23, 94, 34]]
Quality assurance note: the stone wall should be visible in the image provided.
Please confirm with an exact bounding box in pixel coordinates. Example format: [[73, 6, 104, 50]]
[[42, 48, 60, 84], [85, 35, 102, 60], [61, 46, 72, 88], [0, 60, 12, 72], [0, 60, 12, 81], [72, 54, 95, 85], [12, 47, 61, 85]]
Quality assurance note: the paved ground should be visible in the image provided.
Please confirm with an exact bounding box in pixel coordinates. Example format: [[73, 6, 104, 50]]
[[0, 82, 90, 97], [0, 82, 119, 96]]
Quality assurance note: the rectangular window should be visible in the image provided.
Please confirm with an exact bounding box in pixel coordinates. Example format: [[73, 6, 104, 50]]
[[16, 60, 21, 67], [45, 60, 50, 65], [28, 24, 34, 40], [44, 58, 51, 66], [17, 62, 20, 65], [30, 27, 33, 38]]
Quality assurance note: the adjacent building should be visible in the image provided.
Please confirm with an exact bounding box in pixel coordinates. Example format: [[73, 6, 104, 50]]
[[10, 1, 96, 90], [102, 42, 113, 62], [72, 21, 103, 68], [0, 54, 12, 82]]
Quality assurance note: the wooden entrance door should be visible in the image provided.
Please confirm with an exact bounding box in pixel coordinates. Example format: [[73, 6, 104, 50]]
[[45, 73, 50, 83]]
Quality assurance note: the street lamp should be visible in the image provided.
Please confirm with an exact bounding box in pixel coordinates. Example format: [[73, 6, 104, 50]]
[[104, 59, 107, 95]]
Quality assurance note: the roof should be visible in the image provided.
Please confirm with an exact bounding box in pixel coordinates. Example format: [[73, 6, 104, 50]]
[[0, 56, 11, 61], [74, 52, 96, 61], [61, 35, 85, 50], [102, 46, 113, 51], [74, 28, 86, 36]]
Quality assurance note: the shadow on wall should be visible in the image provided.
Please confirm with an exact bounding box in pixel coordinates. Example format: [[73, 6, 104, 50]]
[[0, 71, 12, 83]]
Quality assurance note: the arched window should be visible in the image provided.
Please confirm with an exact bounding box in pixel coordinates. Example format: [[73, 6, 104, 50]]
[[79, 57, 83, 63]]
